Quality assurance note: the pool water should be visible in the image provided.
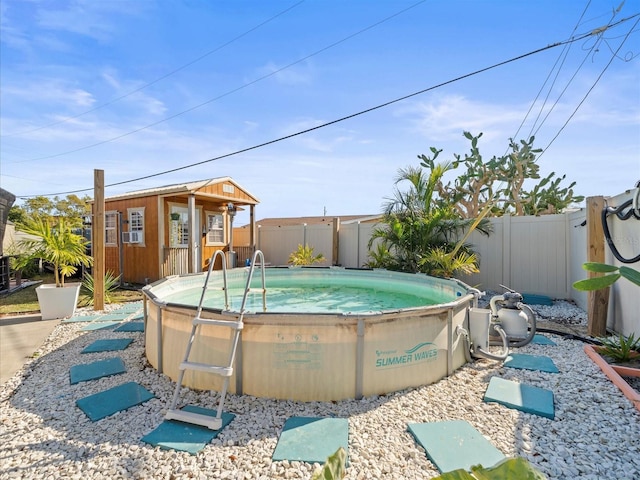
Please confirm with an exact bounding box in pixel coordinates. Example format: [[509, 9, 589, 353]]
[[160, 269, 460, 314]]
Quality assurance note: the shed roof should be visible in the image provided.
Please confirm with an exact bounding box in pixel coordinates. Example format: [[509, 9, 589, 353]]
[[103, 177, 260, 204]]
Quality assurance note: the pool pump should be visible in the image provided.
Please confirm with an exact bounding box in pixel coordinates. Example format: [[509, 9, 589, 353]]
[[461, 286, 537, 361]]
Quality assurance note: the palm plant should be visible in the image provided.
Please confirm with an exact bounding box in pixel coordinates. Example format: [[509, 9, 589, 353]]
[[369, 162, 491, 276], [17, 216, 92, 287], [288, 244, 325, 266], [80, 271, 121, 306]]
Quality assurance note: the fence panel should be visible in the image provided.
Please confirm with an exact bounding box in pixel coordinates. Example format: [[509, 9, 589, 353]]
[[257, 224, 334, 266], [568, 209, 588, 310], [460, 215, 569, 297], [338, 222, 377, 267]]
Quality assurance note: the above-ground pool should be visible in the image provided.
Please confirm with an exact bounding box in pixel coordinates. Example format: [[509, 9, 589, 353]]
[[142, 267, 475, 401]]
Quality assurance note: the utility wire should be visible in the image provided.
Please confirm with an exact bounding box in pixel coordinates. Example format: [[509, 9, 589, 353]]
[[0, 1, 306, 138], [507, 1, 591, 149], [529, 2, 623, 139], [8, 0, 427, 163], [538, 15, 640, 160], [20, 22, 626, 200]]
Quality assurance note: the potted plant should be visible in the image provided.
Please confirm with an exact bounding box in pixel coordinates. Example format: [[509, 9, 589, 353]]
[[573, 262, 640, 411], [17, 216, 93, 320]]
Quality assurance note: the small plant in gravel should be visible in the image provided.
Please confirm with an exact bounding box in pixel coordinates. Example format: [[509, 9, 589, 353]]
[[597, 333, 640, 363], [80, 271, 121, 306]]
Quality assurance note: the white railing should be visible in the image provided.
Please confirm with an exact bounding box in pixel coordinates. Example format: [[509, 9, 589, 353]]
[[162, 247, 189, 277]]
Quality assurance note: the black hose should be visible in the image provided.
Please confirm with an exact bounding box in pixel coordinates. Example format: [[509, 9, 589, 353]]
[[536, 326, 603, 346], [601, 199, 640, 264]]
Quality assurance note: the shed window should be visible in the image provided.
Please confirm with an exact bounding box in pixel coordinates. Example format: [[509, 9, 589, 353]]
[[206, 213, 224, 244], [105, 212, 117, 246], [127, 207, 145, 245]]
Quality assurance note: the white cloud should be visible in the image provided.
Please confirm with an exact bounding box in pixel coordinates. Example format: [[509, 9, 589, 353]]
[[34, 0, 148, 42]]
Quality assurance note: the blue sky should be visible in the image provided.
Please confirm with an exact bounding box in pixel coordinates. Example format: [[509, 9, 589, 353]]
[[1, 0, 639, 226]]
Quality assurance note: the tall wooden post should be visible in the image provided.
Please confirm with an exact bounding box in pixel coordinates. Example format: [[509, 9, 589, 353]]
[[332, 217, 340, 266], [93, 170, 105, 311], [188, 194, 197, 273], [586, 196, 608, 336]]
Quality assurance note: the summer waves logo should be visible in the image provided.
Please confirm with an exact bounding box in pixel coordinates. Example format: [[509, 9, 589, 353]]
[[375, 342, 438, 369]]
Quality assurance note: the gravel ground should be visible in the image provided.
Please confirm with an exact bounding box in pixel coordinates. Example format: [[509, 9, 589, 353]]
[[1, 299, 639, 480]]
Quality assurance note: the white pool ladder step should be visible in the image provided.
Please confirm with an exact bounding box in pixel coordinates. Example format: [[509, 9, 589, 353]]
[[165, 250, 267, 430]]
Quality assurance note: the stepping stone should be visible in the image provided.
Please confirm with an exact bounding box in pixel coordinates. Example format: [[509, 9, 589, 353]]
[[522, 293, 553, 306], [141, 405, 235, 454], [70, 357, 127, 384], [90, 313, 129, 322], [76, 381, 155, 421], [407, 420, 505, 473], [272, 417, 349, 464], [531, 334, 557, 345], [114, 305, 142, 314], [81, 321, 120, 331], [63, 314, 105, 323], [114, 322, 144, 332], [504, 353, 559, 373], [82, 338, 134, 353], [484, 376, 555, 419]]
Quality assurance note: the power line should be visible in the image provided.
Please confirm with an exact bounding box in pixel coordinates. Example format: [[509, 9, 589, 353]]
[[18, 30, 594, 199], [16, 13, 640, 200], [8, 0, 428, 164], [538, 15, 640, 160], [0, 1, 306, 138]]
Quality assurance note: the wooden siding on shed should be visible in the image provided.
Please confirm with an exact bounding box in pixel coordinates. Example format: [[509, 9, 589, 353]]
[[102, 196, 159, 285]]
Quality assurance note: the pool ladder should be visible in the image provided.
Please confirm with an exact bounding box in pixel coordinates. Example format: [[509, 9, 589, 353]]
[[165, 249, 267, 430]]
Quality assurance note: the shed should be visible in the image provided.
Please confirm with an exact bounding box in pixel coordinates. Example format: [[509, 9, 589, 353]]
[[93, 177, 259, 285]]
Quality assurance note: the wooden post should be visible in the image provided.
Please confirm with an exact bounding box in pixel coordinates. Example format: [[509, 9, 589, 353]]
[[586, 196, 608, 336], [332, 217, 340, 266], [187, 194, 197, 273], [93, 170, 105, 311], [249, 205, 256, 256]]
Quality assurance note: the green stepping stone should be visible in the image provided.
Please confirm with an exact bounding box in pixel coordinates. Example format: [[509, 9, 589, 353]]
[[114, 304, 142, 313], [141, 406, 235, 454], [81, 321, 120, 331], [522, 293, 553, 306], [484, 376, 555, 419], [70, 357, 126, 384], [272, 417, 349, 464], [531, 334, 556, 345], [76, 381, 154, 421], [407, 420, 505, 473], [92, 313, 128, 322], [63, 315, 105, 323], [114, 322, 145, 332], [82, 338, 134, 353], [504, 353, 559, 373]]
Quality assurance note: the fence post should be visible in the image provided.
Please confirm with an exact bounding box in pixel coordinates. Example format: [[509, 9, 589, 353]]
[[586, 195, 608, 336]]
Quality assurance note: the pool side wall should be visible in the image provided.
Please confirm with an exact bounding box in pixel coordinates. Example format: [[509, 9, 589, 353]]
[[143, 295, 472, 402]]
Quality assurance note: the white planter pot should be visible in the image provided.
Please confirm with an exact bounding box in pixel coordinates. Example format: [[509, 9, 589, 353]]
[[36, 283, 81, 320]]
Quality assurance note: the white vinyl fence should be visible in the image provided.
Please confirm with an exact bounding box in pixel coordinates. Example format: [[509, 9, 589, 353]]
[[252, 190, 639, 336]]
